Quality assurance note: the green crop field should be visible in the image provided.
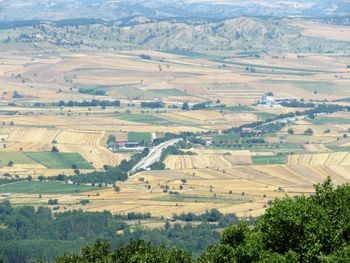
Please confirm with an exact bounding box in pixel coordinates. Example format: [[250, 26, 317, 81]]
[[108, 86, 159, 98], [75, 82, 161, 98], [0, 181, 99, 194], [278, 143, 304, 150], [252, 155, 287, 165], [116, 113, 173, 125], [24, 152, 94, 169], [254, 111, 277, 120], [0, 152, 36, 166], [75, 83, 111, 91], [308, 117, 350, 125], [128, 132, 152, 143]]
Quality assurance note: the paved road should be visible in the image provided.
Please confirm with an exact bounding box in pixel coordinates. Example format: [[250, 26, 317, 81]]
[[130, 138, 182, 174]]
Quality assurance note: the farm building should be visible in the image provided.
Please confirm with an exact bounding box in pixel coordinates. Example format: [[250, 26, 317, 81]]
[[200, 136, 213, 145], [258, 95, 297, 105], [242, 128, 253, 133], [116, 140, 140, 148], [254, 130, 263, 135]]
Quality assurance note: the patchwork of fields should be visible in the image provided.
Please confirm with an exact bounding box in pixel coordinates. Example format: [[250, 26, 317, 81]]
[[0, 50, 349, 219]]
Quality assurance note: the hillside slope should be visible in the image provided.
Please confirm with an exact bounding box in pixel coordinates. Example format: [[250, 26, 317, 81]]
[[0, 17, 349, 53]]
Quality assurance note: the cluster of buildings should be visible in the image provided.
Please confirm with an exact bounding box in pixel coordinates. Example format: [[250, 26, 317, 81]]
[[258, 95, 296, 106], [241, 128, 263, 135], [107, 140, 142, 152], [200, 136, 213, 146]]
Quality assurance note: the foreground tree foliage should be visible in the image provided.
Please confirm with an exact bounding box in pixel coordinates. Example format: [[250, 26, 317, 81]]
[[52, 178, 350, 263], [199, 177, 350, 262], [55, 239, 192, 263]]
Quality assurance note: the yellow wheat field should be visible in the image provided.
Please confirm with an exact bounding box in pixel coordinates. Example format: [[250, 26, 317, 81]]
[[58, 144, 130, 169], [223, 112, 258, 123], [1, 127, 59, 144], [164, 149, 252, 169], [54, 130, 103, 146], [303, 144, 329, 152], [288, 152, 350, 166], [164, 155, 232, 169]]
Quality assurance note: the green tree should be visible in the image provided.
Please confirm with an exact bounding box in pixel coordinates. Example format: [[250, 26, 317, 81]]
[[181, 102, 190, 111], [51, 146, 59, 152], [287, 128, 294, 135], [56, 240, 112, 263], [107, 135, 117, 145], [56, 240, 192, 263], [304, 128, 314, 136]]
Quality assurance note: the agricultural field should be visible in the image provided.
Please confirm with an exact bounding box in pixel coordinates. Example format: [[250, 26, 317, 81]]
[[1, 5, 350, 261], [0, 181, 100, 195], [0, 46, 349, 221], [128, 132, 152, 143], [24, 152, 94, 169], [252, 155, 287, 165], [0, 152, 35, 166], [115, 113, 173, 125]]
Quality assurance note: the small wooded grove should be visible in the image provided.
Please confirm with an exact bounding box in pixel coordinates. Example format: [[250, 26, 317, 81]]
[[1, 178, 350, 262]]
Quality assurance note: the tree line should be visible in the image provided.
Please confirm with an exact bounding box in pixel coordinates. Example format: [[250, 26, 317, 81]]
[[0, 203, 234, 262], [56, 99, 120, 108], [225, 103, 349, 135]]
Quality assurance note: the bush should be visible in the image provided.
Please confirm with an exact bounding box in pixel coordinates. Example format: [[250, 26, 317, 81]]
[[48, 199, 58, 205], [79, 199, 90, 205], [51, 146, 59, 152], [304, 128, 314, 136]]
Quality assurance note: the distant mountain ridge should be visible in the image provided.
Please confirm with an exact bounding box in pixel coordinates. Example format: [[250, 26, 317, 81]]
[[0, 0, 349, 21]]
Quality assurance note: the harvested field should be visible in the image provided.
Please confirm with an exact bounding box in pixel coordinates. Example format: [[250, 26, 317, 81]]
[[222, 154, 252, 165], [288, 152, 350, 166], [54, 130, 103, 146], [0, 127, 59, 144], [164, 154, 232, 170], [3, 161, 350, 218], [1, 50, 350, 219], [286, 135, 338, 144], [58, 145, 129, 169], [2, 142, 53, 152], [223, 112, 258, 123], [303, 144, 329, 153]]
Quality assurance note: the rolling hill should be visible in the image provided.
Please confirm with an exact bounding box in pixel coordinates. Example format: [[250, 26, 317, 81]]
[[0, 16, 349, 53]]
